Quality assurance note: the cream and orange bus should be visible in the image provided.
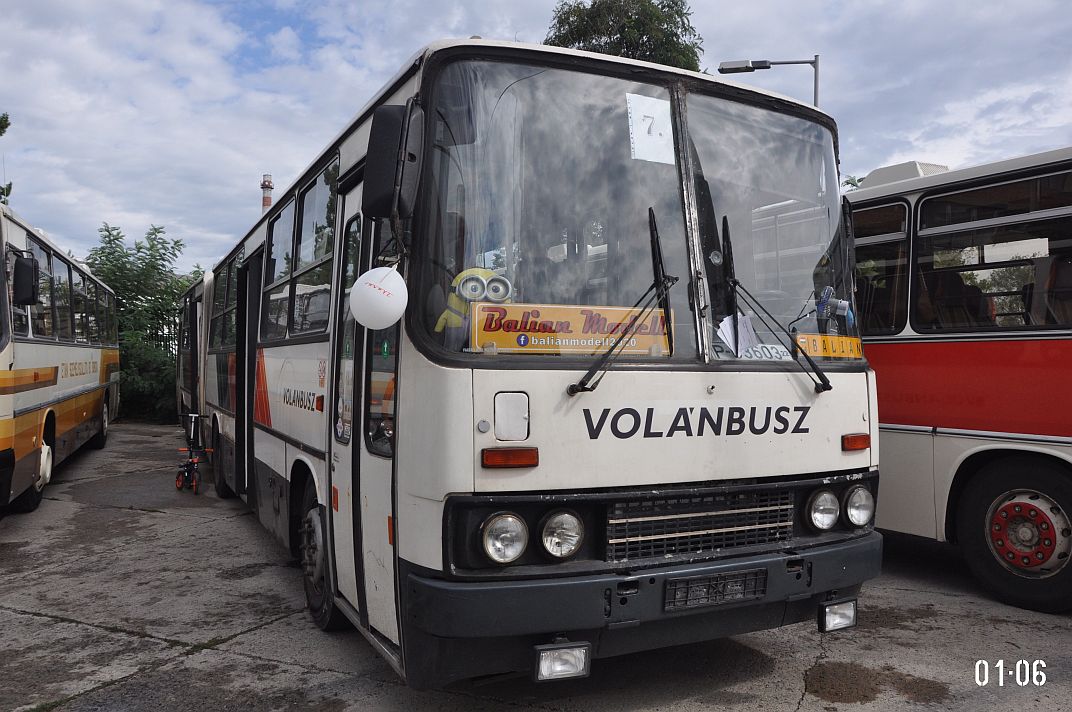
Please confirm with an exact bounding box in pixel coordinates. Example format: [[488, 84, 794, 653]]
[[0, 204, 119, 512]]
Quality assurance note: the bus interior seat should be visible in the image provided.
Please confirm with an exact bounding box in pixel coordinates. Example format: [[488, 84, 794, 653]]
[[928, 270, 972, 328], [1047, 255, 1072, 325], [1021, 283, 1035, 325], [866, 284, 893, 331], [963, 284, 994, 326]]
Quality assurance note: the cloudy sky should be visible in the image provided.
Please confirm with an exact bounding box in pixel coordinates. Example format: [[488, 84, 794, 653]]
[[2, 0, 1070, 271]]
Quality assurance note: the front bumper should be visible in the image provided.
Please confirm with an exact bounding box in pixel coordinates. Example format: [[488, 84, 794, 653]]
[[400, 530, 882, 687]]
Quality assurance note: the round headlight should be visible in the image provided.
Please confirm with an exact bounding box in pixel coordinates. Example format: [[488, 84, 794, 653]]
[[482, 513, 528, 564], [808, 490, 840, 531], [540, 510, 584, 559], [844, 485, 875, 527]]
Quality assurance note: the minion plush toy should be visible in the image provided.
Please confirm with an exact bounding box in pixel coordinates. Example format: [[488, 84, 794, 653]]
[[435, 267, 514, 333]]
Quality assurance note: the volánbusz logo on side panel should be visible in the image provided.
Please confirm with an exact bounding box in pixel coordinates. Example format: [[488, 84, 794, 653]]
[[583, 405, 811, 440]]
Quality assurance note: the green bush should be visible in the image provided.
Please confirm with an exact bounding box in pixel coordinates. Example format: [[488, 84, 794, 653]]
[[116, 333, 180, 422], [86, 223, 200, 423]]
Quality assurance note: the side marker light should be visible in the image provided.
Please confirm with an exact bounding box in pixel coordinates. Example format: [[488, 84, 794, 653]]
[[841, 433, 871, 451], [481, 447, 539, 468]]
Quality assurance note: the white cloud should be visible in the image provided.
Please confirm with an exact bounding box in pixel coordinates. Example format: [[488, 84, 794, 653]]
[[267, 26, 302, 62]]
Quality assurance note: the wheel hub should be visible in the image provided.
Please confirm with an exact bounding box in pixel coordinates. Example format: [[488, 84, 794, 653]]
[[991, 501, 1056, 568]]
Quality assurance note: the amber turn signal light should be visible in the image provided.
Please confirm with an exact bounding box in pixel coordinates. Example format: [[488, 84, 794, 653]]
[[841, 433, 871, 451], [481, 447, 540, 468]]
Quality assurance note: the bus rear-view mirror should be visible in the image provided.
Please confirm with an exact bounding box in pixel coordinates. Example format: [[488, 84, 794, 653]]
[[363, 102, 425, 220], [12, 254, 40, 305]]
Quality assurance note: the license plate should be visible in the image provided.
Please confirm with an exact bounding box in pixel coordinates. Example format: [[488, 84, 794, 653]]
[[664, 568, 767, 612]]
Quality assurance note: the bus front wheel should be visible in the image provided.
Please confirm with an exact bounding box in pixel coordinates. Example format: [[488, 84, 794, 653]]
[[212, 428, 235, 499], [90, 400, 109, 449], [299, 479, 348, 631], [10, 444, 52, 513], [958, 458, 1072, 613]]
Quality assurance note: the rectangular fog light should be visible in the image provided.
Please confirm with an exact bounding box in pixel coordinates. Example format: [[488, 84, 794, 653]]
[[819, 600, 857, 632], [535, 643, 591, 681]]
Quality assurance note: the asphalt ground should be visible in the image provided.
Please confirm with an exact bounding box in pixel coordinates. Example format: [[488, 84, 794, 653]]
[[1, 421, 1069, 711]]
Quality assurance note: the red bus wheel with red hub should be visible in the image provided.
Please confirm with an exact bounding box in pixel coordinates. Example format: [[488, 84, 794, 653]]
[[958, 457, 1072, 613]]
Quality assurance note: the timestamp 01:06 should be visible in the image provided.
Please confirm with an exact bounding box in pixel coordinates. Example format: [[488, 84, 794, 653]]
[[975, 660, 1047, 687]]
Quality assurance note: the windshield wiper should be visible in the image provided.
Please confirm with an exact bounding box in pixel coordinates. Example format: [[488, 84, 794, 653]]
[[719, 217, 833, 394], [567, 208, 678, 396], [720, 215, 739, 357]]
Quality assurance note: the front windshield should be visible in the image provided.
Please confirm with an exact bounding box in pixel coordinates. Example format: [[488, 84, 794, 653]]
[[687, 94, 862, 362], [417, 59, 696, 359]]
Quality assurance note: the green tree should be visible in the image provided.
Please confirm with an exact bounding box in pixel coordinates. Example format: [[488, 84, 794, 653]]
[[842, 175, 862, 191], [86, 223, 201, 421], [545, 0, 704, 72], [0, 112, 10, 205]]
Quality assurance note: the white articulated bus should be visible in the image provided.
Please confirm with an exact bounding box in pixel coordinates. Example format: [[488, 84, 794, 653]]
[[848, 147, 1072, 612], [183, 39, 882, 687], [0, 204, 119, 512]]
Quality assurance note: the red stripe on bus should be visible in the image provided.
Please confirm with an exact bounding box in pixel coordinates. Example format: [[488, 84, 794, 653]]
[[253, 348, 272, 428], [866, 339, 1072, 437]]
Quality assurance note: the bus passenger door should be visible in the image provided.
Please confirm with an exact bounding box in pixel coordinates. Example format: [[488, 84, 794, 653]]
[[329, 210, 400, 643], [235, 249, 263, 496], [328, 204, 365, 614], [358, 298, 400, 644]]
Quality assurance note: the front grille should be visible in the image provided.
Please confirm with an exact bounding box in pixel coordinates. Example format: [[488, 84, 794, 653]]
[[605, 489, 794, 563], [664, 568, 768, 611]]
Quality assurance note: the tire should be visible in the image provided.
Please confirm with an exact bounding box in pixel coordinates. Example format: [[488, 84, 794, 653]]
[[957, 457, 1072, 613], [299, 479, 348, 630], [10, 444, 52, 513], [90, 400, 109, 449], [212, 429, 235, 499], [176, 471, 185, 490]]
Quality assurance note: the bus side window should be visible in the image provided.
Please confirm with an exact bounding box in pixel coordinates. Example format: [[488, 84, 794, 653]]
[[855, 240, 908, 335], [852, 204, 908, 336], [103, 290, 117, 344], [72, 269, 88, 343], [29, 238, 55, 339], [53, 257, 74, 341], [6, 251, 29, 337], [333, 214, 362, 444], [262, 200, 295, 341], [87, 281, 100, 344], [291, 158, 339, 335], [365, 218, 400, 457]]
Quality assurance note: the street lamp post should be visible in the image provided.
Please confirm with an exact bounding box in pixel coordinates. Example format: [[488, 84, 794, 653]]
[[717, 55, 820, 108]]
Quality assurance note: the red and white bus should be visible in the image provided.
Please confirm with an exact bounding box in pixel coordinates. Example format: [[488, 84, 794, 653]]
[[848, 147, 1072, 612], [182, 39, 883, 687]]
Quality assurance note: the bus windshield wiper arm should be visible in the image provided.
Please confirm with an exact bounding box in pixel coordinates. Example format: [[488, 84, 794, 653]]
[[719, 217, 832, 394], [567, 208, 677, 396], [731, 279, 832, 393]]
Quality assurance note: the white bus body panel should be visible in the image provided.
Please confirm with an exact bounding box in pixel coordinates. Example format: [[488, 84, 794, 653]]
[[395, 335, 474, 571], [470, 370, 873, 493], [873, 427, 936, 538]]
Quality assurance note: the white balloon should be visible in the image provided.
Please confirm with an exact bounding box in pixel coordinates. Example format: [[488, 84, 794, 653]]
[[349, 266, 409, 329]]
